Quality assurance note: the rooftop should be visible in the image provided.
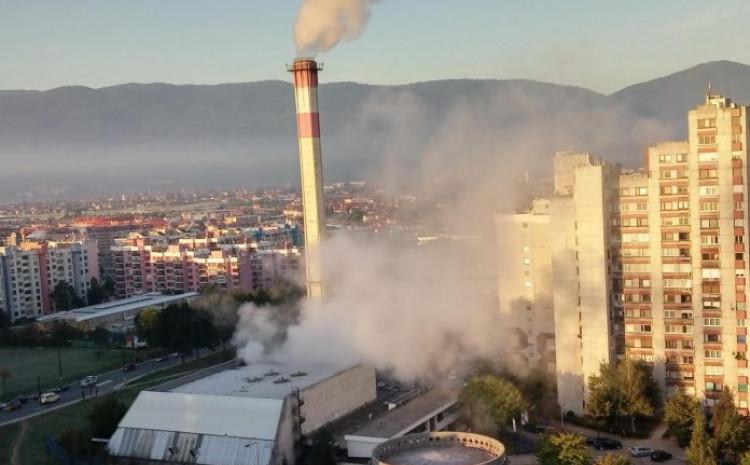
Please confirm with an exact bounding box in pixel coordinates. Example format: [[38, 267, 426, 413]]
[[385, 446, 496, 465], [109, 391, 277, 465], [37, 292, 198, 323], [171, 361, 345, 400], [349, 388, 459, 439], [117, 390, 282, 439]]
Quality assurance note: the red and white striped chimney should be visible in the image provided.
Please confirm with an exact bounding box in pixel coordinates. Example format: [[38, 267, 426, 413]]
[[289, 58, 325, 299]]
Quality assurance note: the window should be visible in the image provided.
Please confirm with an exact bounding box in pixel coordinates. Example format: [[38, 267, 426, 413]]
[[703, 296, 721, 309], [662, 263, 692, 273], [704, 334, 722, 343], [701, 218, 719, 229], [661, 200, 690, 211], [625, 324, 652, 333], [699, 135, 717, 145], [659, 154, 672, 163], [705, 350, 722, 359], [661, 185, 688, 195], [662, 232, 690, 242], [699, 151, 718, 162], [698, 118, 716, 129], [702, 251, 720, 261], [705, 366, 724, 376], [704, 318, 721, 326], [662, 216, 690, 226], [666, 325, 693, 334], [699, 169, 718, 180], [706, 382, 723, 392], [701, 235, 719, 245], [700, 185, 719, 196]]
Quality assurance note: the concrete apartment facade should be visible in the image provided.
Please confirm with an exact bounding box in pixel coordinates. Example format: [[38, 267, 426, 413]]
[[110, 235, 302, 298], [495, 199, 556, 376], [497, 94, 749, 415], [0, 239, 99, 322]]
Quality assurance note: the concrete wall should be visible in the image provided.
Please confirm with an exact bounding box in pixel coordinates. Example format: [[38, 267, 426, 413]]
[[300, 364, 376, 435], [495, 201, 555, 376]]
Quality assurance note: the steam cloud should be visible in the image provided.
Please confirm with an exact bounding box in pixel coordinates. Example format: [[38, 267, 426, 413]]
[[232, 82, 674, 382], [234, 234, 504, 382], [294, 0, 380, 56]]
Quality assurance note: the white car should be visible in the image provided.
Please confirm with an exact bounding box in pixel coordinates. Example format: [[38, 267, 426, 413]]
[[80, 375, 98, 388], [629, 447, 654, 457], [39, 392, 60, 405]]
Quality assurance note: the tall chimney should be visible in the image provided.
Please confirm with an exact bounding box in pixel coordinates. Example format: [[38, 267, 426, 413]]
[[289, 58, 325, 299]]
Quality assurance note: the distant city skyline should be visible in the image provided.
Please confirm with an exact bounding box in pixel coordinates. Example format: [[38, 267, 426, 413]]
[[2, 0, 750, 93]]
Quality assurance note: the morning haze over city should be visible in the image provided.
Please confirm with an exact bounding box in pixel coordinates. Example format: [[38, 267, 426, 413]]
[[1, 2, 750, 465]]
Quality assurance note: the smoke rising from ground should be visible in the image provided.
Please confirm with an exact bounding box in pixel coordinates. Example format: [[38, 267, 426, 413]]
[[233, 234, 503, 381], [232, 81, 675, 382], [294, 0, 380, 56]]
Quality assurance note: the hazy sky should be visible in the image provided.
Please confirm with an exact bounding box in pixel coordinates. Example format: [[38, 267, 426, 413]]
[[2, 0, 749, 93]]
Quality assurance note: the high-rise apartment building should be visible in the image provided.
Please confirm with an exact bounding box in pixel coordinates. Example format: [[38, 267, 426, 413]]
[[497, 93, 749, 415], [495, 199, 556, 376], [110, 235, 302, 298], [0, 240, 99, 322]]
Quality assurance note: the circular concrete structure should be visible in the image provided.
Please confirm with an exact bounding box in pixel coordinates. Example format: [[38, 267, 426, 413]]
[[371, 432, 506, 465]]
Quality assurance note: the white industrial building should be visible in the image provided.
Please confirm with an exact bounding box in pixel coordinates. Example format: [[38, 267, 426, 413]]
[[344, 388, 460, 459], [108, 362, 377, 465], [36, 292, 198, 332]]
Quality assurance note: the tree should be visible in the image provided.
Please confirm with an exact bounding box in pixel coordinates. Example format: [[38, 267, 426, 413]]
[[710, 388, 750, 459], [586, 360, 659, 432], [586, 363, 623, 430], [459, 375, 527, 435], [740, 452, 750, 465], [687, 412, 717, 465], [57, 427, 91, 460], [594, 454, 631, 465], [51, 281, 84, 311], [0, 368, 11, 401], [135, 308, 160, 345], [305, 429, 337, 465], [537, 433, 592, 465], [665, 392, 702, 447], [86, 277, 109, 305], [88, 396, 128, 438], [152, 303, 219, 361]]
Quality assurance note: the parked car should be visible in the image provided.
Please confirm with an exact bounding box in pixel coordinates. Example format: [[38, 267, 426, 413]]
[[650, 450, 673, 462], [80, 375, 98, 388], [1, 400, 22, 412], [588, 437, 622, 450], [39, 392, 60, 405], [122, 363, 136, 372], [12, 395, 29, 404], [630, 447, 654, 457]]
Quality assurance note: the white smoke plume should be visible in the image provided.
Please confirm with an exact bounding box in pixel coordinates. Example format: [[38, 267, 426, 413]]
[[294, 0, 380, 56], [234, 233, 504, 382], [232, 81, 675, 382]]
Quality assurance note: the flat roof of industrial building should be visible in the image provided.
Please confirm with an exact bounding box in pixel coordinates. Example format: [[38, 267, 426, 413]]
[[383, 446, 496, 465], [37, 292, 198, 323], [171, 361, 345, 400], [348, 388, 458, 439], [118, 390, 282, 439]]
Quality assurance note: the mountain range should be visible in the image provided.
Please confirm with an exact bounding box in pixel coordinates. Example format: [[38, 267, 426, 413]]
[[1, 60, 749, 200]]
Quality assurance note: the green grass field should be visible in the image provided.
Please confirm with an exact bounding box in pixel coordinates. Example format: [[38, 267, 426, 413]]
[[0, 347, 124, 401], [0, 350, 232, 465]]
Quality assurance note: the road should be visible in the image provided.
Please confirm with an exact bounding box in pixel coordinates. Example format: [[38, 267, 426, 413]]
[[0, 351, 207, 427], [509, 421, 684, 465]]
